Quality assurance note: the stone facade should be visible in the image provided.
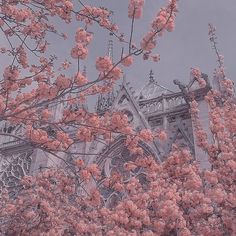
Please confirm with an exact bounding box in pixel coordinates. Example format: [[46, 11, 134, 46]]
[[0, 70, 212, 197]]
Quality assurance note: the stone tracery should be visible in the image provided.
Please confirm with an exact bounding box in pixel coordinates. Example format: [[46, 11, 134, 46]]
[[0, 151, 33, 197]]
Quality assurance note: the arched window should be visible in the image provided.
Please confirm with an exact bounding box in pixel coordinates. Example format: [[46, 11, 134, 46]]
[[97, 136, 156, 207]]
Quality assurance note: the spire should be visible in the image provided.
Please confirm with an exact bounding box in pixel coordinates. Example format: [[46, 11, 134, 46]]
[[122, 73, 127, 85], [107, 10, 114, 62], [96, 11, 116, 115], [107, 37, 114, 63], [139, 70, 175, 100], [149, 69, 155, 83], [82, 65, 87, 77]]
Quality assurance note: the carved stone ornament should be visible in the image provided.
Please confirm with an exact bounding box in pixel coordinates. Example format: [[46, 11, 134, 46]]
[[0, 151, 33, 197]]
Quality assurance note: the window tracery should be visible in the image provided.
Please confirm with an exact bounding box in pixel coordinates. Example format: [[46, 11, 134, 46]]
[[98, 139, 154, 207], [0, 151, 33, 197]]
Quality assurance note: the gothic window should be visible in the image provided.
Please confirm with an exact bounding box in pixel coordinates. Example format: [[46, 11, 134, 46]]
[[118, 95, 129, 105], [0, 151, 33, 197], [122, 109, 133, 123], [148, 117, 163, 127], [45, 126, 56, 138], [167, 124, 194, 155], [3, 126, 15, 134], [99, 147, 142, 207], [0, 122, 24, 145], [98, 140, 154, 207], [109, 148, 141, 181]]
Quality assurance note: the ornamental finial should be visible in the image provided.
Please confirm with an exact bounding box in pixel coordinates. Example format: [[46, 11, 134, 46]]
[[82, 65, 87, 77], [149, 70, 154, 82]]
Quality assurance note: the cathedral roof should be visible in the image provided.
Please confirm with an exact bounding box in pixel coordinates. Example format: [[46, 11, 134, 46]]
[[138, 70, 172, 100]]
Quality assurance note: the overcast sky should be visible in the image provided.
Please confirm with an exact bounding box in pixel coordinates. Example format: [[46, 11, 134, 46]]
[[74, 0, 236, 93], [1, 0, 235, 95]]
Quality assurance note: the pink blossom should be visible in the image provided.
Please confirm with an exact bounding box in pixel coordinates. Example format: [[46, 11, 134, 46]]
[[204, 170, 218, 184], [96, 56, 113, 72], [158, 130, 167, 141], [110, 66, 122, 80], [121, 55, 134, 67], [140, 32, 156, 51], [128, 0, 145, 19], [17, 46, 29, 68], [76, 127, 92, 142], [70, 43, 88, 60], [80, 169, 91, 182], [74, 72, 88, 86], [152, 54, 160, 62], [139, 129, 153, 142], [74, 159, 85, 168], [191, 67, 201, 79], [3, 66, 20, 81], [55, 74, 71, 89], [124, 162, 137, 171], [75, 28, 93, 44], [41, 109, 51, 120], [0, 19, 4, 27]]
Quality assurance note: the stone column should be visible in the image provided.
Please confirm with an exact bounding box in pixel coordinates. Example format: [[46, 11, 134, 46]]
[[191, 99, 211, 170]]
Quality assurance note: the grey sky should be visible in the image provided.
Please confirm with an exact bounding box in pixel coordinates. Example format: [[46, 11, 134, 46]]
[[71, 0, 236, 93], [1, 0, 235, 95]]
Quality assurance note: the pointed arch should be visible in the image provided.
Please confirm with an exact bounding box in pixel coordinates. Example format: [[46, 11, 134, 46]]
[[97, 135, 156, 207], [97, 135, 157, 168]]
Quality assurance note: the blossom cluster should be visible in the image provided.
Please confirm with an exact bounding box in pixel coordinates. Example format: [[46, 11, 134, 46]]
[[71, 28, 93, 60], [128, 0, 145, 19], [140, 0, 177, 53], [76, 6, 118, 33]]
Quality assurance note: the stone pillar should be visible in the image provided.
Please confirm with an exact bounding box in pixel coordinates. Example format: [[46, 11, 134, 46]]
[[192, 99, 211, 170], [162, 93, 168, 130], [30, 148, 65, 175]]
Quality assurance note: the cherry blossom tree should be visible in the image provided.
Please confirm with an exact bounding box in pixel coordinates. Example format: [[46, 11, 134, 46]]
[[0, 0, 177, 157], [0, 0, 235, 235]]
